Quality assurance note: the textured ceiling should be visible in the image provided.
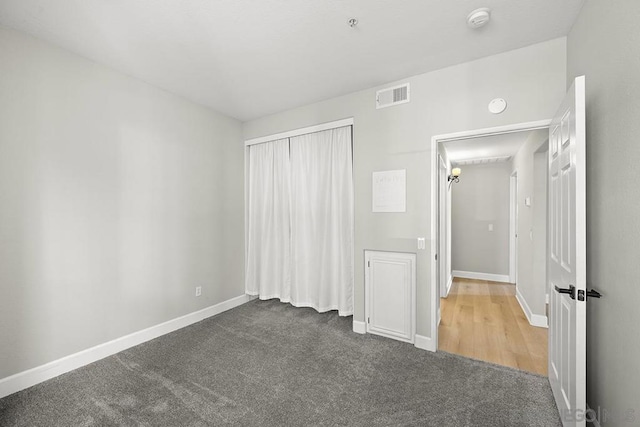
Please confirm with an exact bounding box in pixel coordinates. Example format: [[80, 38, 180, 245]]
[[0, 0, 584, 121]]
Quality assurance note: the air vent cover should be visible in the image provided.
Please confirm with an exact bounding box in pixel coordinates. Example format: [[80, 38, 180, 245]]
[[376, 83, 410, 109]]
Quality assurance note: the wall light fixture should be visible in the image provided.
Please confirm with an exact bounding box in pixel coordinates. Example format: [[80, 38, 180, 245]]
[[448, 167, 461, 189]]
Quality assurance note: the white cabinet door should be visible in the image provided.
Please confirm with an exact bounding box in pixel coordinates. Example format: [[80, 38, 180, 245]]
[[365, 251, 416, 343]]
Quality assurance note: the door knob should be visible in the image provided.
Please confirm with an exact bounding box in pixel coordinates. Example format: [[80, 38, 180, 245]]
[[554, 284, 576, 300]]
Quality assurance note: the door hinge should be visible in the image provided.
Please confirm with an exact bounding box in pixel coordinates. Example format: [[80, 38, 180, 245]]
[[435, 254, 438, 261], [367, 317, 370, 324], [367, 261, 370, 267]]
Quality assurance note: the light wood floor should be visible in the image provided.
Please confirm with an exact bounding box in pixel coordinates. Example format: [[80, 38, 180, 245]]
[[438, 278, 548, 375]]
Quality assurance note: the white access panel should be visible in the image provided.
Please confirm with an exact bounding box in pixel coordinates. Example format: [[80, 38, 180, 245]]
[[365, 251, 416, 343]]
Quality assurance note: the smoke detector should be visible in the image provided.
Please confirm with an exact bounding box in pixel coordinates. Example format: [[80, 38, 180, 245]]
[[467, 8, 491, 29]]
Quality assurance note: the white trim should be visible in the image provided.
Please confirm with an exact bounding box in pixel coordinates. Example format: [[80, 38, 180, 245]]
[[244, 117, 354, 146], [352, 320, 366, 334], [452, 270, 511, 283], [438, 155, 448, 299], [244, 145, 250, 290], [430, 119, 552, 354], [510, 171, 519, 283], [444, 275, 453, 297], [414, 334, 436, 352], [0, 294, 256, 399], [430, 132, 439, 358], [433, 119, 551, 143], [531, 315, 549, 329], [515, 287, 548, 328]]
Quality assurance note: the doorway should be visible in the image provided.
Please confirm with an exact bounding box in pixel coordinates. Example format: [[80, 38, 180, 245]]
[[431, 120, 551, 374]]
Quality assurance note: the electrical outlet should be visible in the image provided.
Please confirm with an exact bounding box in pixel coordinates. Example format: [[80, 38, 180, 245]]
[[195, 286, 202, 297]]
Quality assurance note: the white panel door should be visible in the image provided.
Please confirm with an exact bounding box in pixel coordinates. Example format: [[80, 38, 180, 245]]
[[548, 76, 587, 427], [365, 251, 416, 343]]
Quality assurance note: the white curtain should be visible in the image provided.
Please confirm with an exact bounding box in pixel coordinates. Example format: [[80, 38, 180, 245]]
[[245, 139, 291, 300], [290, 127, 354, 315], [245, 126, 354, 316]]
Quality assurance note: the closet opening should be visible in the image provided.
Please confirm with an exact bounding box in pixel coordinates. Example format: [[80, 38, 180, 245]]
[[244, 118, 355, 317]]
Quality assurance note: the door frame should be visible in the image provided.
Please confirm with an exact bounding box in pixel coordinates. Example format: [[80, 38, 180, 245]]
[[510, 171, 519, 284], [438, 154, 449, 300], [429, 119, 551, 351]]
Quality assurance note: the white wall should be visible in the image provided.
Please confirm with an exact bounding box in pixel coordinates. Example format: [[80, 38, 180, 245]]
[[510, 130, 548, 320], [0, 26, 245, 379], [243, 38, 567, 338], [450, 162, 511, 277], [568, 0, 640, 422], [532, 148, 548, 302]]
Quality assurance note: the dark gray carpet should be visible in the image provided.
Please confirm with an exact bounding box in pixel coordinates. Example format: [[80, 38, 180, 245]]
[[0, 299, 561, 426]]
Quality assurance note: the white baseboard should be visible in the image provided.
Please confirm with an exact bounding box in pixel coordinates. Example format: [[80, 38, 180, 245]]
[[352, 320, 366, 334], [414, 334, 436, 352], [452, 270, 511, 283], [0, 294, 256, 399], [515, 287, 548, 328], [530, 314, 548, 328], [445, 275, 453, 297]]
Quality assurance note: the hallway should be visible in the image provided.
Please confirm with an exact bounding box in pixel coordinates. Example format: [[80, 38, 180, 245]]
[[438, 278, 548, 375]]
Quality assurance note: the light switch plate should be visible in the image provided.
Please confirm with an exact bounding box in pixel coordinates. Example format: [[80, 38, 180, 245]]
[[417, 237, 426, 250]]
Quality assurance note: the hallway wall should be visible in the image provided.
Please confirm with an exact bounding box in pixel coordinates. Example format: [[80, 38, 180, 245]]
[[510, 130, 549, 322], [451, 163, 511, 278]]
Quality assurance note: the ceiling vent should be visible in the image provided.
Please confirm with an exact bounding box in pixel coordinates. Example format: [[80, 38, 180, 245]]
[[376, 83, 410, 109]]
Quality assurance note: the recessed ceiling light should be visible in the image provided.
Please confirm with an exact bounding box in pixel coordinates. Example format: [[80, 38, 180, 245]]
[[467, 8, 491, 29]]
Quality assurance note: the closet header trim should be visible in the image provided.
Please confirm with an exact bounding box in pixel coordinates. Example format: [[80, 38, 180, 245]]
[[244, 118, 354, 146]]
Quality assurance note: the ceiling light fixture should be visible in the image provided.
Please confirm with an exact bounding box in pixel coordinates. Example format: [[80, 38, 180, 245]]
[[467, 8, 491, 29], [348, 18, 358, 28]]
